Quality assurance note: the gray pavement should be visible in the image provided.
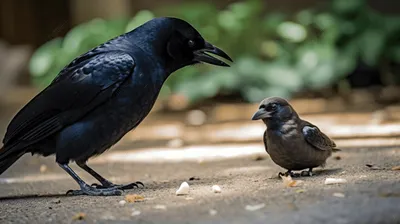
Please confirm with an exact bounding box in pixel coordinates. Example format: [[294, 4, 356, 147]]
[[0, 145, 399, 224]]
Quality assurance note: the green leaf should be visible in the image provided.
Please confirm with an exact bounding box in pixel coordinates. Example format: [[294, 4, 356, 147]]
[[359, 29, 385, 66], [332, 0, 366, 15], [277, 22, 307, 43], [29, 38, 62, 78]]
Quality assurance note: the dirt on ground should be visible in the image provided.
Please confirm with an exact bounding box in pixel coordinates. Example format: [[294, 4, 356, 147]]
[[0, 145, 399, 224], [0, 90, 400, 224]]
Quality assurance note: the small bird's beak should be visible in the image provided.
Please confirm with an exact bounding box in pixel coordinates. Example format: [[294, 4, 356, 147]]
[[194, 42, 233, 67], [251, 110, 271, 120]]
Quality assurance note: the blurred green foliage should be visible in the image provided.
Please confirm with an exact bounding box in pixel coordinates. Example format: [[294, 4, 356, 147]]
[[30, 0, 400, 105]]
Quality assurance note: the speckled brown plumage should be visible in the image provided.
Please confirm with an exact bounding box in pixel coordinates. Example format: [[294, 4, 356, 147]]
[[252, 97, 340, 176]]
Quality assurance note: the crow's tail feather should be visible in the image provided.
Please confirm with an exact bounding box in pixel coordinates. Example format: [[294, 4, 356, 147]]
[[0, 146, 24, 175]]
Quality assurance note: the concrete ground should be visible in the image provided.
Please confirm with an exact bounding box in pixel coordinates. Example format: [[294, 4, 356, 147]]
[[0, 144, 399, 224], [0, 90, 400, 224]]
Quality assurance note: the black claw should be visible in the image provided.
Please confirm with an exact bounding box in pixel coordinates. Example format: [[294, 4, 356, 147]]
[[136, 181, 145, 187], [89, 181, 144, 190]]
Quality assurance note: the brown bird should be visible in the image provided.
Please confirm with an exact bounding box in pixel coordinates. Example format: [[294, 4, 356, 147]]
[[251, 97, 340, 177]]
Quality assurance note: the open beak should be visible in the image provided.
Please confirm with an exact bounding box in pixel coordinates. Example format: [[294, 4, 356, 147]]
[[251, 109, 271, 120], [194, 42, 233, 67]]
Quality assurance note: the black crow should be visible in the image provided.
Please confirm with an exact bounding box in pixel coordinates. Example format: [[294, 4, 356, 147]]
[[0, 17, 232, 196], [251, 97, 340, 177]]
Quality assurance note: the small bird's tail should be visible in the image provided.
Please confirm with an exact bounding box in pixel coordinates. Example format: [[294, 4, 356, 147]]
[[0, 146, 24, 175], [332, 148, 341, 152]]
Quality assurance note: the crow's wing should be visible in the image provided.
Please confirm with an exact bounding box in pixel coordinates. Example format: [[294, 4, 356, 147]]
[[302, 122, 336, 151], [263, 130, 269, 154], [2, 51, 135, 150]]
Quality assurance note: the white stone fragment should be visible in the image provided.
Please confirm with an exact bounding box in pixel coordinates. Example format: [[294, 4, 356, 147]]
[[324, 178, 347, 185], [176, 181, 190, 195], [333, 192, 345, 198], [212, 185, 222, 193], [209, 209, 218, 216], [118, 200, 126, 206], [245, 203, 265, 211]]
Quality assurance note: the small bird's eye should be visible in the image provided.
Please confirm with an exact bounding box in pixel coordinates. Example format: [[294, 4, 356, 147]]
[[188, 40, 195, 48], [266, 104, 277, 111]]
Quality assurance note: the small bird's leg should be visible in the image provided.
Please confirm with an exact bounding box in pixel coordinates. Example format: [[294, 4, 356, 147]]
[[300, 168, 313, 177], [279, 170, 299, 177], [58, 163, 122, 196], [76, 162, 144, 190]]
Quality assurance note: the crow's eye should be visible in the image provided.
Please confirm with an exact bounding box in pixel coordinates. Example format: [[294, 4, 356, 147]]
[[188, 40, 195, 48]]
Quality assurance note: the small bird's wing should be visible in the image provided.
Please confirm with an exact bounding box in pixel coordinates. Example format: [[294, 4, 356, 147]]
[[263, 130, 269, 154], [2, 51, 135, 150], [302, 122, 336, 151]]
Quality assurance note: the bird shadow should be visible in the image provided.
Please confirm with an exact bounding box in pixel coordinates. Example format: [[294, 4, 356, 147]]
[[0, 193, 69, 201], [269, 167, 343, 180]]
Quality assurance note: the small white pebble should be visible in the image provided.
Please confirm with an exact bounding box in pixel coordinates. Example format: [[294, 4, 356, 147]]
[[209, 209, 218, 216], [131, 210, 141, 216], [153, 205, 167, 210], [176, 182, 190, 195], [118, 200, 126, 206], [324, 178, 347, 185], [333, 192, 345, 198], [185, 197, 194, 200], [245, 203, 265, 211], [212, 185, 222, 193]]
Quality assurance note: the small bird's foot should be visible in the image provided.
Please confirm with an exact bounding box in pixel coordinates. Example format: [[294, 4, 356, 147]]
[[91, 181, 145, 190], [66, 185, 122, 196], [300, 168, 313, 177], [279, 171, 299, 178]]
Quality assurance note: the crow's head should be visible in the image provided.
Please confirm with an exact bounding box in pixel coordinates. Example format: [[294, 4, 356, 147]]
[[132, 17, 232, 72]]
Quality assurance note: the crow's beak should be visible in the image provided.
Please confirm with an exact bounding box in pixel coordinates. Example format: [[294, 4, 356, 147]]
[[251, 109, 271, 120], [194, 42, 233, 67]]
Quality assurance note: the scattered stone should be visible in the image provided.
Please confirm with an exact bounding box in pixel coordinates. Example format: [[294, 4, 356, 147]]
[[366, 164, 382, 170], [245, 203, 265, 211], [333, 192, 345, 198], [189, 176, 201, 181], [296, 189, 306, 193], [209, 209, 218, 216], [119, 200, 127, 206], [51, 199, 61, 204], [212, 185, 222, 193], [72, 212, 86, 220], [324, 178, 347, 185], [131, 210, 141, 217], [176, 182, 190, 195], [153, 205, 167, 210], [334, 155, 342, 160]]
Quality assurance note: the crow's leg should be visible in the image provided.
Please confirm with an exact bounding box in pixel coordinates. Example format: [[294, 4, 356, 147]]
[[76, 162, 144, 190], [301, 168, 313, 177], [58, 163, 122, 196]]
